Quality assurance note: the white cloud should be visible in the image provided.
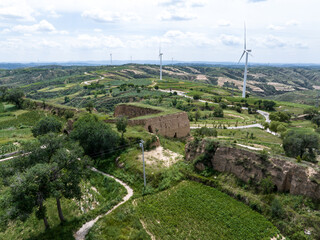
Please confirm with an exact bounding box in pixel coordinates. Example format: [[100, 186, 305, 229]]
[[159, 9, 196, 21], [72, 34, 125, 49], [3, 20, 68, 35], [217, 19, 231, 27], [261, 35, 287, 48], [0, 6, 35, 22], [81, 9, 139, 23], [286, 20, 300, 26], [267, 24, 284, 31], [159, 0, 207, 8], [44, 6, 60, 18], [219, 34, 242, 46]]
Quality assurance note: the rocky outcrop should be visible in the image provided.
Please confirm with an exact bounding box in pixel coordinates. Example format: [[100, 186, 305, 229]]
[[114, 104, 190, 138], [186, 140, 320, 200]]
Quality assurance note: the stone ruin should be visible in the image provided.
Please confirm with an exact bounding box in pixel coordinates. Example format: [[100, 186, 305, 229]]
[[114, 104, 190, 138]]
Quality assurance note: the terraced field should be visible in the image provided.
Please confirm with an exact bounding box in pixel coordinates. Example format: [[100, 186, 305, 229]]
[[137, 181, 279, 240]]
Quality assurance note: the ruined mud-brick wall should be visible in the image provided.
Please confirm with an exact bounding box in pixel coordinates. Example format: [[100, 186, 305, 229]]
[[114, 104, 161, 119], [114, 104, 190, 138], [185, 140, 320, 200]]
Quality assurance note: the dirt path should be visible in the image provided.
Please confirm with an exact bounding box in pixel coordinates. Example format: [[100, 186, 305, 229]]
[[140, 220, 156, 240], [74, 167, 133, 240]]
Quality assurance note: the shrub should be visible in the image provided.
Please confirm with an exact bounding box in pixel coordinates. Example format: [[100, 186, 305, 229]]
[[213, 106, 224, 118], [271, 198, 284, 219], [260, 177, 275, 194], [194, 127, 217, 138]]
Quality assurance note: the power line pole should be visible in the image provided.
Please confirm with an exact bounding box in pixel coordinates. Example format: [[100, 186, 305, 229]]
[[139, 140, 146, 188]]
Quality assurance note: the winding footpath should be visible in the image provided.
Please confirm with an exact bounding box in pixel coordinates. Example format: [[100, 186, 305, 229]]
[[74, 167, 133, 240]]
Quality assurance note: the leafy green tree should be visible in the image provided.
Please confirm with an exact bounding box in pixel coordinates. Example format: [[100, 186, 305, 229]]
[[283, 130, 320, 162], [2, 133, 89, 229], [5, 88, 24, 109], [270, 111, 291, 122], [154, 85, 159, 90], [213, 106, 224, 118], [8, 164, 52, 229], [269, 121, 281, 132], [303, 107, 318, 120], [116, 116, 128, 139], [262, 100, 276, 111], [71, 114, 120, 158], [193, 94, 200, 100], [194, 109, 201, 122], [311, 115, 320, 127], [32, 116, 62, 137], [85, 100, 94, 113]]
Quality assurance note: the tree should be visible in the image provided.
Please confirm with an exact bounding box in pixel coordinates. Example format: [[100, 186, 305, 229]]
[[171, 98, 178, 107], [32, 116, 62, 137], [304, 107, 318, 120], [85, 101, 94, 113], [71, 114, 120, 158], [193, 94, 200, 100], [64, 96, 70, 103], [213, 106, 224, 118], [194, 109, 201, 122], [283, 130, 319, 162], [312, 115, 320, 127], [154, 85, 159, 90], [5, 88, 24, 109], [262, 100, 276, 111], [270, 111, 291, 122], [116, 116, 128, 139], [8, 164, 52, 229], [2, 133, 89, 229]]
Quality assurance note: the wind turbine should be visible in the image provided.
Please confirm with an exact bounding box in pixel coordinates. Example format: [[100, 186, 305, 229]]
[[110, 53, 112, 65], [159, 47, 163, 80], [238, 24, 252, 98]]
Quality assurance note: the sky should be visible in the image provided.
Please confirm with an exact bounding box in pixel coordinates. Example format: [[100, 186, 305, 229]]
[[0, 0, 319, 64]]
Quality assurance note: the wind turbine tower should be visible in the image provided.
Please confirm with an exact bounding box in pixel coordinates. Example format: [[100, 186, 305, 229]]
[[110, 53, 112, 65], [238, 24, 252, 98], [159, 47, 163, 80]]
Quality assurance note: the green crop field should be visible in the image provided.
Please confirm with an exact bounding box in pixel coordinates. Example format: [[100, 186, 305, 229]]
[[136, 181, 279, 240]]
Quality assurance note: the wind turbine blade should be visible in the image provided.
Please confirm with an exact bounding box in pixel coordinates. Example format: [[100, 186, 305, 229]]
[[238, 51, 245, 64], [244, 22, 246, 50]]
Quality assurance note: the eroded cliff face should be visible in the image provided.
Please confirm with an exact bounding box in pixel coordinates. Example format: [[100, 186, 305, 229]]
[[114, 104, 161, 119], [114, 104, 190, 138], [185, 140, 320, 200]]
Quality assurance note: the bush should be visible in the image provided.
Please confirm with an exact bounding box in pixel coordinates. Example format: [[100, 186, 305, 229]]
[[213, 106, 224, 118], [219, 102, 227, 109], [259, 149, 269, 161], [193, 94, 200, 100], [271, 198, 284, 219], [194, 127, 217, 137], [260, 177, 275, 194]]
